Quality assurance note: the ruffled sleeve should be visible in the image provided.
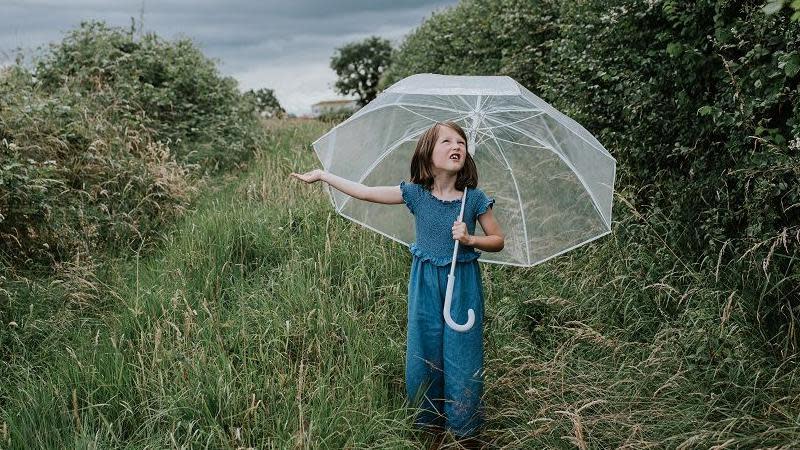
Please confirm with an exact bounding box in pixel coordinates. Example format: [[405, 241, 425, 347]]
[[475, 188, 495, 217], [400, 181, 417, 215]]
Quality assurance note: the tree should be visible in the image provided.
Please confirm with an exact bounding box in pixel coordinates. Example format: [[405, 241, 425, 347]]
[[243, 88, 286, 118], [330, 36, 392, 107]]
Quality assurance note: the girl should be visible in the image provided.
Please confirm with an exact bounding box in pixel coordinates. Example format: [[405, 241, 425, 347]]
[[290, 121, 504, 445]]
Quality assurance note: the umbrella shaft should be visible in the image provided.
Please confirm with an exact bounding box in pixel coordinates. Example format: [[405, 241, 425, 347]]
[[449, 188, 469, 277]]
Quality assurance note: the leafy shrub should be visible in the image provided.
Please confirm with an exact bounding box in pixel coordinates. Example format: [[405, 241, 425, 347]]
[[0, 21, 266, 273], [384, 0, 800, 355], [33, 21, 263, 172]]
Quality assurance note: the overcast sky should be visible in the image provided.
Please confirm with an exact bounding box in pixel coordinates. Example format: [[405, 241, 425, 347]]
[[1, 0, 458, 115]]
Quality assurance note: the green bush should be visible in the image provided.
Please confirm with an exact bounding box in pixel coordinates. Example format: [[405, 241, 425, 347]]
[[384, 0, 800, 355], [0, 21, 266, 273], [379, 0, 558, 90], [33, 21, 262, 171]]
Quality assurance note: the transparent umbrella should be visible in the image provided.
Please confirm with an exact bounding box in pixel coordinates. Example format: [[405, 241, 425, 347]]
[[312, 73, 616, 331]]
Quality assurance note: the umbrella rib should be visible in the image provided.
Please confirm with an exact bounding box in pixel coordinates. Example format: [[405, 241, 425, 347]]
[[478, 112, 545, 131], [398, 105, 455, 123], [392, 102, 464, 114], [484, 114, 558, 151], [484, 115, 610, 228], [484, 107, 541, 115], [481, 125, 532, 266], [478, 131, 548, 150], [456, 95, 475, 111], [330, 101, 465, 134], [517, 95, 615, 160], [477, 95, 489, 112], [537, 116, 612, 229]]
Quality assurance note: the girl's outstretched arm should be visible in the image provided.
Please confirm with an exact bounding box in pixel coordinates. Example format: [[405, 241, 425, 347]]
[[290, 169, 403, 205]]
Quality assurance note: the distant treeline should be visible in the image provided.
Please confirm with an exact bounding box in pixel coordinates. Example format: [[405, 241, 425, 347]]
[[0, 21, 269, 274], [379, 0, 800, 356]]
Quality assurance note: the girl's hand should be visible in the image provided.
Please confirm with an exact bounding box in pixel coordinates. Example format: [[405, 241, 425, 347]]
[[452, 221, 473, 246], [290, 169, 325, 184]]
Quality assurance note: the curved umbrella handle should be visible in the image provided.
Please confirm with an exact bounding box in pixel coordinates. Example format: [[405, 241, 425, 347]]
[[444, 188, 474, 332], [445, 274, 475, 332]]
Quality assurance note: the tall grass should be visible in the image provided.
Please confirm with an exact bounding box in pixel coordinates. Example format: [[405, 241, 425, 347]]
[[2, 118, 799, 448]]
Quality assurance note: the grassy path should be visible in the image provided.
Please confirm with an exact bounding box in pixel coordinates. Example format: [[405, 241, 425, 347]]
[[2, 118, 799, 448]]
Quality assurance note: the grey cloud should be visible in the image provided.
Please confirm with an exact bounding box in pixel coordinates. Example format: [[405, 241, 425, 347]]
[[1, 0, 458, 114], [9, 0, 450, 17]]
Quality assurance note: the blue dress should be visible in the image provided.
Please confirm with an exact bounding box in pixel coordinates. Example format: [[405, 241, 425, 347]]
[[399, 180, 495, 438]]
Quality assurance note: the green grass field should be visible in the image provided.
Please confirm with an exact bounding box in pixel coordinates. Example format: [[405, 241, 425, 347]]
[[2, 118, 798, 449]]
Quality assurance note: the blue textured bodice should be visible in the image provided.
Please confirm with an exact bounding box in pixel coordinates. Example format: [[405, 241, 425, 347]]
[[400, 181, 495, 266]]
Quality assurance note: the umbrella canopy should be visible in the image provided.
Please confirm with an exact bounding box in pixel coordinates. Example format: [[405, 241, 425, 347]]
[[312, 73, 615, 268]]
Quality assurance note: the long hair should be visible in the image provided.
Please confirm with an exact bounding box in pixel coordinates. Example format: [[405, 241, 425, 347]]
[[409, 121, 478, 191]]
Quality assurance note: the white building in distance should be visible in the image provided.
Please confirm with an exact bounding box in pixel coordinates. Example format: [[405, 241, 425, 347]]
[[311, 99, 359, 117]]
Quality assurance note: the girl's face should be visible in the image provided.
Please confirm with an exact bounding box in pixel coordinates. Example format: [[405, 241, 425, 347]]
[[430, 125, 467, 175]]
